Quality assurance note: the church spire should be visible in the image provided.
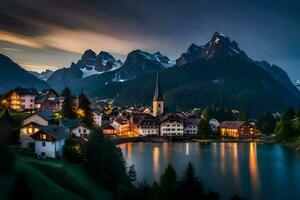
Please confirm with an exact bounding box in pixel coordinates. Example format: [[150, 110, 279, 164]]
[[153, 72, 163, 101]]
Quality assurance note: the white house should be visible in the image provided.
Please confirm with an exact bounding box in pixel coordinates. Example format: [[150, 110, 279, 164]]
[[209, 118, 220, 133], [184, 118, 199, 135], [20, 109, 55, 148], [159, 114, 184, 136], [92, 109, 102, 127], [129, 113, 159, 136], [30, 125, 69, 159], [22, 108, 54, 126], [71, 124, 91, 140]]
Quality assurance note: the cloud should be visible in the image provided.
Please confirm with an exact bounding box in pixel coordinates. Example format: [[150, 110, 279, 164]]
[[0, 30, 43, 49], [20, 62, 58, 72]]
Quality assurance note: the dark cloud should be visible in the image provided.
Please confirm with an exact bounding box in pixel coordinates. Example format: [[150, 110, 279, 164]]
[[0, 0, 299, 78]]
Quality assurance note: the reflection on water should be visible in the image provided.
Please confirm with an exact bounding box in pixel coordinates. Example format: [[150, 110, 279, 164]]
[[119, 142, 300, 200], [153, 147, 160, 180], [185, 143, 190, 156], [232, 143, 240, 188], [220, 142, 225, 176], [249, 143, 260, 199]]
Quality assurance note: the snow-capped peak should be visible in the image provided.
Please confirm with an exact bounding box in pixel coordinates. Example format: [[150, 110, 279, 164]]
[[75, 50, 123, 78], [135, 50, 174, 68]]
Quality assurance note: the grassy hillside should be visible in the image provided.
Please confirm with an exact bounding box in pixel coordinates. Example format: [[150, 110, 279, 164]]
[[1, 154, 111, 200]]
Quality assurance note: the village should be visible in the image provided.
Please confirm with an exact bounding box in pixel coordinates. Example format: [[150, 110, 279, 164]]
[[0, 74, 266, 160]]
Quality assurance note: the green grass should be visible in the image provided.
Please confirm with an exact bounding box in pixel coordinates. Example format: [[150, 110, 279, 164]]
[[2, 154, 111, 200], [10, 112, 31, 127]]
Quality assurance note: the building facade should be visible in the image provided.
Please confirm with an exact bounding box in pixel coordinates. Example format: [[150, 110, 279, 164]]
[[93, 109, 102, 127], [219, 121, 256, 138], [35, 89, 60, 111], [30, 125, 69, 159], [160, 114, 184, 136], [71, 125, 91, 139], [129, 113, 159, 136], [2, 87, 37, 111]]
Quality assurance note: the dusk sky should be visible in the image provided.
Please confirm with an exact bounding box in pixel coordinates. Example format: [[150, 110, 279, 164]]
[[0, 0, 299, 79]]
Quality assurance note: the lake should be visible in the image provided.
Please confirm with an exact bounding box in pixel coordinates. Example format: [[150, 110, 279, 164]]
[[119, 142, 300, 200]]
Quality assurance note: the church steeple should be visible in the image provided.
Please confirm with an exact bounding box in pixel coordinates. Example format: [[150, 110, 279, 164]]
[[153, 72, 164, 117], [153, 72, 163, 101]]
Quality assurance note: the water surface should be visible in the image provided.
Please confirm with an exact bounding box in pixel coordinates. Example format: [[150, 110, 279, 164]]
[[119, 142, 300, 199]]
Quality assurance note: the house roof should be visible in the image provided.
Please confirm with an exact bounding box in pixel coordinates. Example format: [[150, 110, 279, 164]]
[[59, 119, 80, 128], [14, 87, 37, 96], [92, 109, 102, 116], [18, 121, 42, 130], [36, 89, 59, 104], [71, 123, 91, 130], [23, 108, 54, 122], [159, 113, 184, 123], [39, 89, 59, 97], [184, 118, 200, 126], [33, 125, 69, 140], [114, 116, 128, 125], [219, 121, 246, 129], [102, 124, 116, 130], [131, 113, 158, 126]]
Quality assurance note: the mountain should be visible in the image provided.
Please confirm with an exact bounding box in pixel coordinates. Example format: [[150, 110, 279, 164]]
[[30, 69, 53, 81], [293, 80, 300, 90], [47, 63, 83, 91], [47, 49, 172, 91], [176, 32, 249, 66], [45, 32, 299, 115], [256, 61, 300, 99], [69, 32, 300, 116], [112, 50, 173, 82], [0, 54, 49, 93], [47, 49, 122, 90]]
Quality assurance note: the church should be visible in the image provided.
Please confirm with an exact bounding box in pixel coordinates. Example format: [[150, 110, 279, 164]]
[[129, 73, 191, 136]]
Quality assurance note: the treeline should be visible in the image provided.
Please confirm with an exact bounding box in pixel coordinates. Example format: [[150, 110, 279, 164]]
[[275, 107, 300, 140], [164, 85, 281, 117]]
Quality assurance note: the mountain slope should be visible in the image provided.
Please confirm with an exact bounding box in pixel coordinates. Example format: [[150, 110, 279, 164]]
[[256, 60, 300, 99], [111, 50, 170, 82], [47, 50, 122, 90], [30, 70, 53, 81], [0, 54, 49, 93], [48, 49, 172, 92], [76, 32, 300, 115]]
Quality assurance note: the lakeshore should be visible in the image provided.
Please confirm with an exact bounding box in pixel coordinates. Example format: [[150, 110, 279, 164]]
[[111, 135, 275, 145]]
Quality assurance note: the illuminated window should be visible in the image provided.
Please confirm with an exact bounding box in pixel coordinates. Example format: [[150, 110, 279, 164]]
[[28, 128, 33, 134]]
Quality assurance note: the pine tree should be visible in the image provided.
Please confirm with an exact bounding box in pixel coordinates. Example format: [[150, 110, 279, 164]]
[[282, 107, 295, 121], [238, 109, 247, 121], [78, 91, 94, 128], [202, 105, 213, 120], [178, 162, 204, 199], [62, 87, 76, 119], [275, 107, 295, 140], [84, 128, 128, 190], [257, 111, 276, 135], [198, 119, 212, 138], [160, 164, 177, 200], [0, 109, 15, 144], [128, 165, 137, 183]]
